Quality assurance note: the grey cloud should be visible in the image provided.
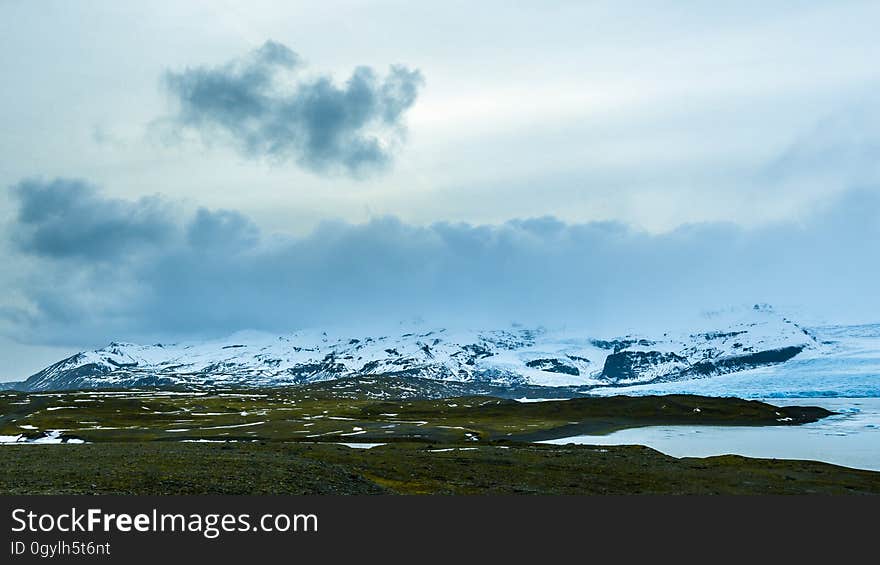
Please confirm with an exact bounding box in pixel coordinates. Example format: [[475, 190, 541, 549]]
[[251, 40, 299, 69], [760, 103, 880, 191], [3, 179, 879, 348], [163, 41, 423, 176], [186, 208, 259, 251], [9, 178, 174, 260]]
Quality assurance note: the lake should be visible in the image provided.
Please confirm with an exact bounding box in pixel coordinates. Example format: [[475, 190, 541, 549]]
[[540, 397, 880, 471]]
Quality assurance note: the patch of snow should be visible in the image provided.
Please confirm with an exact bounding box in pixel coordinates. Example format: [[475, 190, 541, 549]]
[[336, 442, 385, 449]]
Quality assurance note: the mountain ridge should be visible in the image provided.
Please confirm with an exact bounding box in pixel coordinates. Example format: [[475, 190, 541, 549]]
[[17, 305, 822, 392]]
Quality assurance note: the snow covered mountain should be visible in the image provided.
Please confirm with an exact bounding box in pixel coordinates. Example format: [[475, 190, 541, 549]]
[[17, 305, 823, 392]]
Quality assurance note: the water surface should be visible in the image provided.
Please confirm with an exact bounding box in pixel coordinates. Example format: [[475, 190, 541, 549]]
[[540, 397, 880, 471]]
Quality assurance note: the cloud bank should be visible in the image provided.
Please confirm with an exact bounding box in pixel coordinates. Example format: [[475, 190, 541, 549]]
[[162, 40, 423, 176], [10, 178, 175, 260], [3, 178, 879, 348]]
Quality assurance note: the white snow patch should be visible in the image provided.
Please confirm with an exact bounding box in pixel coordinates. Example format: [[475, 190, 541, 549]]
[[336, 442, 385, 449]]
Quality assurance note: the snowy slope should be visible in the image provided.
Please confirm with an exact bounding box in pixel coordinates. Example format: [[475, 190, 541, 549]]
[[590, 322, 880, 399], [19, 305, 822, 392]]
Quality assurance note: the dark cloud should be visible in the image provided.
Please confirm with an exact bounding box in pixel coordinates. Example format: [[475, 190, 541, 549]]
[[9, 178, 174, 260], [3, 179, 879, 347], [163, 41, 423, 176], [186, 208, 259, 251]]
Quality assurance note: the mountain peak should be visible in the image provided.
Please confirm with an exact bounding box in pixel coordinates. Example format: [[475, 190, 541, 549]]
[[19, 309, 818, 392]]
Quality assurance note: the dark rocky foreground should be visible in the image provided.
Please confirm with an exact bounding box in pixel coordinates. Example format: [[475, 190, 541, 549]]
[[2, 442, 879, 495], [1, 388, 877, 494]]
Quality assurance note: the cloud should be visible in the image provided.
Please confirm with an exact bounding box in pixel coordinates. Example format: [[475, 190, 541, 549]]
[[162, 40, 424, 176], [762, 104, 880, 188], [186, 208, 259, 251], [9, 178, 174, 260], [3, 178, 879, 348]]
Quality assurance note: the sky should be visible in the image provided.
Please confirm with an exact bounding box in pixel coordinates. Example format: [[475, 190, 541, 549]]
[[1, 1, 879, 380]]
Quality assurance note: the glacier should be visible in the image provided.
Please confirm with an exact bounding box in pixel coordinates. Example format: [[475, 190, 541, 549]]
[[590, 323, 880, 399]]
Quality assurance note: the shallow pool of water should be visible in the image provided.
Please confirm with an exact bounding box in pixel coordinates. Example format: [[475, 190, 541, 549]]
[[539, 397, 880, 471]]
